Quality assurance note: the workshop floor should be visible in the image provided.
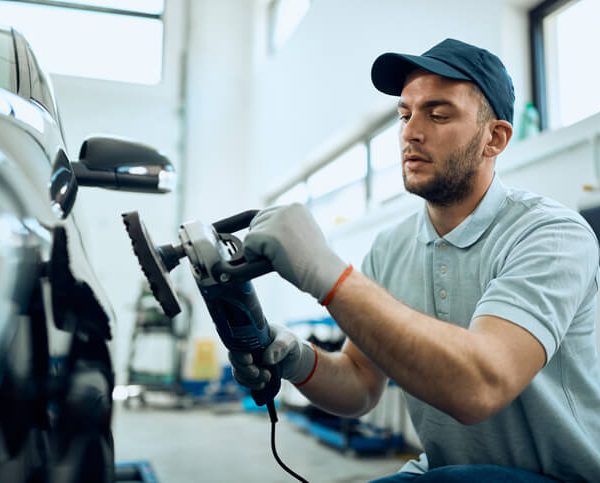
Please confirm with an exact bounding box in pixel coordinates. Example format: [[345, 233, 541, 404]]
[[113, 399, 411, 482]]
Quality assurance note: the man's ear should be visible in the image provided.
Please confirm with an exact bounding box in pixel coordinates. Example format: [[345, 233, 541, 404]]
[[483, 120, 513, 158]]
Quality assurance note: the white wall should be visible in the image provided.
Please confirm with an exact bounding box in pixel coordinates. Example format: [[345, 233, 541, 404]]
[[180, 0, 256, 224]]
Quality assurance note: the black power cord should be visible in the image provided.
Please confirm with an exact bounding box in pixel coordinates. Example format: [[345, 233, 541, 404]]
[[266, 400, 309, 483]]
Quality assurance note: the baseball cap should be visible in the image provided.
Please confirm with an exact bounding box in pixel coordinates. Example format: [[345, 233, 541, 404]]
[[371, 38, 515, 124]]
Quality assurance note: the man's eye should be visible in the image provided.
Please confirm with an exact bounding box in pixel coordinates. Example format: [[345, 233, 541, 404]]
[[398, 113, 411, 122], [430, 114, 448, 121]]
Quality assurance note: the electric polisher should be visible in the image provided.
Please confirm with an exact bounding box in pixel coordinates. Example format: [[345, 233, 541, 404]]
[[121, 210, 281, 406]]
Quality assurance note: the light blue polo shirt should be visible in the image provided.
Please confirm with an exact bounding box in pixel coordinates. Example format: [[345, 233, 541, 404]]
[[362, 175, 600, 481]]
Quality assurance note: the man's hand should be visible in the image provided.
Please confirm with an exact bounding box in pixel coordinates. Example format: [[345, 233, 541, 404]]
[[228, 325, 316, 389], [244, 203, 348, 302]]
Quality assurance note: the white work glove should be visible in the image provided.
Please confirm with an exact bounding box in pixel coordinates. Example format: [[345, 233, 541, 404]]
[[244, 203, 349, 303], [229, 325, 316, 389]]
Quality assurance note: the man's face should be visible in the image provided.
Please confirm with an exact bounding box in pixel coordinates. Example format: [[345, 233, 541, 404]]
[[397, 71, 488, 206]]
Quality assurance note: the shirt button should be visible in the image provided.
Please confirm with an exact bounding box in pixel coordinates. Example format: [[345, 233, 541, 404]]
[[440, 289, 447, 299], [440, 265, 448, 274], [439, 241, 448, 249]]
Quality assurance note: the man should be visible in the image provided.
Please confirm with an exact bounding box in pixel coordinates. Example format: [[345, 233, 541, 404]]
[[231, 39, 600, 481]]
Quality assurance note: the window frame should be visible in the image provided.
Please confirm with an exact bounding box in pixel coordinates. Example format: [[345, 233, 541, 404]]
[[1, 0, 163, 19], [266, 0, 311, 55], [0, 29, 18, 94], [0, 0, 165, 84], [268, 111, 402, 230], [11, 28, 68, 145], [529, 0, 577, 131]]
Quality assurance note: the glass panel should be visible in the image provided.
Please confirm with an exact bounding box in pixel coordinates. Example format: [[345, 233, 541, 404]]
[[27, 45, 58, 119], [273, 182, 309, 206], [310, 181, 366, 232], [543, 0, 600, 128], [0, 30, 16, 93], [0, 3, 163, 84], [371, 165, 405, 205], [370, 121, 400, 170], [269, 0, 310, 52], [370, 120, 404, 204], [307, 144, 367, 198]]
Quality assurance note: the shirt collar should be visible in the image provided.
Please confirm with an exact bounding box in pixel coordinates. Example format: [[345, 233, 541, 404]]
[[416, 175, 508, 248]]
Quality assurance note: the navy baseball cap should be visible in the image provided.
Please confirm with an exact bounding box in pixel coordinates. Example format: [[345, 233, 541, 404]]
[[371, 38, 515, 124]]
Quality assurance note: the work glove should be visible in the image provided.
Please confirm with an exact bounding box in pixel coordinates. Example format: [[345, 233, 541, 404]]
[[244, 203, 349, 303], [229, 324, 317, 389]]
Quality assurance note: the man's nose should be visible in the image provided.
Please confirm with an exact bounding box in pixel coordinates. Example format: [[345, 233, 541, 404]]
[[400, 115, 425, 144]]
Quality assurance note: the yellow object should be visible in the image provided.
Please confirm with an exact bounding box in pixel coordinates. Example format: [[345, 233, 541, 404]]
[[189, 338, 221, 381]]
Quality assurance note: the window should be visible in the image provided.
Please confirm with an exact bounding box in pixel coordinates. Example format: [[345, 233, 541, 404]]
[[267, 0, 310, 54], [267, 113, 406, 232], [370, 121, 404, 205], [530, 0, 600, 129], [0, 0, 164, 84], [26, 41, 58, 120], [308, 144, 367, 230], [310, 180, 367, 232], [307, 144, 367, 198], [0, 30, 17, 93], [273, 182, 309, 205]]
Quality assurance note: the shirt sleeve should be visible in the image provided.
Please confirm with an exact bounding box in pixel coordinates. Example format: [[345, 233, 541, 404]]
[[473, 215, 599, 362], [361, 247, 376, 280], [361, 229, 390, 281]]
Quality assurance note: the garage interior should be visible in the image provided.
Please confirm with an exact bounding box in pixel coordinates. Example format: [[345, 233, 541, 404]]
[[1, 0, 599, 481]]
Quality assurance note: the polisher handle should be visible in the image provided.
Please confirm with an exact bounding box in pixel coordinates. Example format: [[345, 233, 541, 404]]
[[211, 209, 274, 283], [212, 210, 259, 233]]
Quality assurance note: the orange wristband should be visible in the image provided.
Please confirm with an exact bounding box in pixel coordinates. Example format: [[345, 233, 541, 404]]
[[294, 343, 318, 387], [320, 265, 354, 306]]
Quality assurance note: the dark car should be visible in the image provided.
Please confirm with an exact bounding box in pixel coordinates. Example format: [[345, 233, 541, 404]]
[[0, 26, 175, 482]]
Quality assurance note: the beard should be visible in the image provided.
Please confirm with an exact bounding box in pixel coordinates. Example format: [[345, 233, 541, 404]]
[[403, 127, 484, 207]]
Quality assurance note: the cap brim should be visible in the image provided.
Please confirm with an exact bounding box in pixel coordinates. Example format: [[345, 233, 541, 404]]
[[371, 53, 471, 96]]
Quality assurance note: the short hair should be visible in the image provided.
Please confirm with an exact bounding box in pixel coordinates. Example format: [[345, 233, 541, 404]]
[[469, 84, 496, 124]]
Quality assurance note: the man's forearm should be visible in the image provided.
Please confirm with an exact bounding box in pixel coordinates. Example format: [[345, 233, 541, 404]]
[[295, 344, 387, 418], [326, 270, 504, 423]]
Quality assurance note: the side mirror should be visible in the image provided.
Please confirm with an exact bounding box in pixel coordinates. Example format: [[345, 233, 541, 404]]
[[71, 136, 176, 194], [50, 150, 78, 219]]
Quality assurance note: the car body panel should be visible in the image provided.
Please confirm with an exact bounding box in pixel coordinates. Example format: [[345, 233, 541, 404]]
[[0, 87, 115, 331], [0, 24, 115, 327], [0, 23, 174, 480], [0, 24, 117, 481]]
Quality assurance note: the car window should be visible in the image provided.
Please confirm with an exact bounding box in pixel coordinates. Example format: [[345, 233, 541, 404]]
[[26, 44, 58, 120], [0, 30, 17, 94]]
